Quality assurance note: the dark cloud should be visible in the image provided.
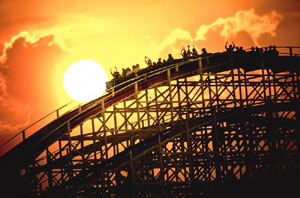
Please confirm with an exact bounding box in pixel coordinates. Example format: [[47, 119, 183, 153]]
[[0, 32, 67, 142]]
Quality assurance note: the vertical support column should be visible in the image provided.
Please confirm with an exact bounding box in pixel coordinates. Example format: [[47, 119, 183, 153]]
[[199, 58, 203, 73], [101, 100, 108, 159], [135, 82, 141, 130], [261, 57, 267, 103], [154, 87, 160, 131], [214, 73, 220, 109], [22, 130, 26, 141], [124, 101, 128, 132], [101, 100, 105, 117], [167, 69, 174, 124], [91, 118, 98, 160], [129, 151, 136, 198], [206, 56, 210, 65], [58, 139, 64, 185], [111, 87, 115, 97], [46, 148, 53, 190], [289, 47, 293, 56], [78, 104, 82, 114], [56, 109, 60, 118], [80, 124, 84, 160], [230, 59, 237, 108], [211, 107, 221, 182], [67, 121, 74, 181], [184, 77, 190, 120], [237, 68, 244, 106], [266, 99, 277, 175], [207, 74, 213, 108], [158, 134, 166, 197], [267, 69, 273, 101], [243, 68, 249, 107], [185, 120, 195, 197], [104, 130, 108, 159], [272, 70, 278, 103], [113, 105, 118, 155], [176, 79, 183, 121], [145, 89, 151, 127], [199, 60, 206, 113]]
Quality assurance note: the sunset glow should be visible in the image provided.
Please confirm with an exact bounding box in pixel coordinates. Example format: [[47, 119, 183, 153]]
[[63, 60, 107, 102], [0, 0, 299, 143]]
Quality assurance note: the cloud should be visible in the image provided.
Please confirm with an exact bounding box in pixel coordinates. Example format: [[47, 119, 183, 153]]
[[0, 31, 67, 138], [195, 8, 283, 46], [0, 114, 31, 134], [147, 8, 283, 60], [0, 31, 67, 65], [0, 72, 31, 138], [148, 28, 194, 59]]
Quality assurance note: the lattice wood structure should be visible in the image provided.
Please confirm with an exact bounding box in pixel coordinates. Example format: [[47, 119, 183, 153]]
[[0, 47, 300, 197]]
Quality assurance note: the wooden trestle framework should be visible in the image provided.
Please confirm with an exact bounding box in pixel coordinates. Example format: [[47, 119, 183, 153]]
[[1, 47, 300, 197]]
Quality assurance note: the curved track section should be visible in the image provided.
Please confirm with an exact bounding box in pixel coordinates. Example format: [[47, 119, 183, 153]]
[[0, 47, 300, 197]]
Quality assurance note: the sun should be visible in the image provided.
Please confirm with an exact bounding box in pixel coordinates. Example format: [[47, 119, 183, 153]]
[[63, 60, 108, 102]]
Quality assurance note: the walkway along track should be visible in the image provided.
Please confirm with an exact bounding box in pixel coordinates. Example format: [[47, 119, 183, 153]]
[[0, 47, 300, 196]]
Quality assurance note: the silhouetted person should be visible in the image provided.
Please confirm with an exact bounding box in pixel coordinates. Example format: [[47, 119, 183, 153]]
[[187, 45, 192, 57], [201, 48, 208, 56], [125, 67, 131, 76], [131, 64, 139, 76], [259, 47, 264, 54], [145, 56, 152, 68], [110, 67, 121, 80], [235, 46, 245, 53], [157, 58, 162, 65], [162, 59, 167, 65], [273, 45, 279, 56], [192, 45, 199, 58], [263, 47, 269, 57], [122, 68, 127, 77], [235, 46, 243, 52], [225, 41, 235, 52], [167, 53, 174, 63], [181, 47, 188, 61], [255, 47, 260, 55], [269, 45, 273, 51], [255, 47, 263, 55]]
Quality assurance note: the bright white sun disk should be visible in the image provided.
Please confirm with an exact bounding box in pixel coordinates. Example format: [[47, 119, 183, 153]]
[[63, 60, 107, 102]]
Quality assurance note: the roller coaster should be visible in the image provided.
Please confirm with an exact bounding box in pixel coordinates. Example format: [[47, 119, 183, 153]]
[[0, 46, 300, 197]]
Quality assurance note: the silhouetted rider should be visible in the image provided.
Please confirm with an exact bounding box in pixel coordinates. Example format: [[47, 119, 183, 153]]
[[167, 54, 175, 63], [145, 56, 152, 68], [225, 41, 235, 52], [181, 47, 188, 61], [192, 45, 199, 58]]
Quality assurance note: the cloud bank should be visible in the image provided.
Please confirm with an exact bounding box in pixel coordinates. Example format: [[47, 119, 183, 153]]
[[150, 8, 283, 58], [0, 31, 67, 139], [195, 8, 283, 46]]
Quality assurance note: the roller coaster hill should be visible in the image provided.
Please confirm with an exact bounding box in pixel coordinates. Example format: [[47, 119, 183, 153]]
[[0, 45, 300, 197]]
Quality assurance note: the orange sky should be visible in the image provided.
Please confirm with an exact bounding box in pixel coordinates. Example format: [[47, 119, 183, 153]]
[[0, 0, 300, 143]]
